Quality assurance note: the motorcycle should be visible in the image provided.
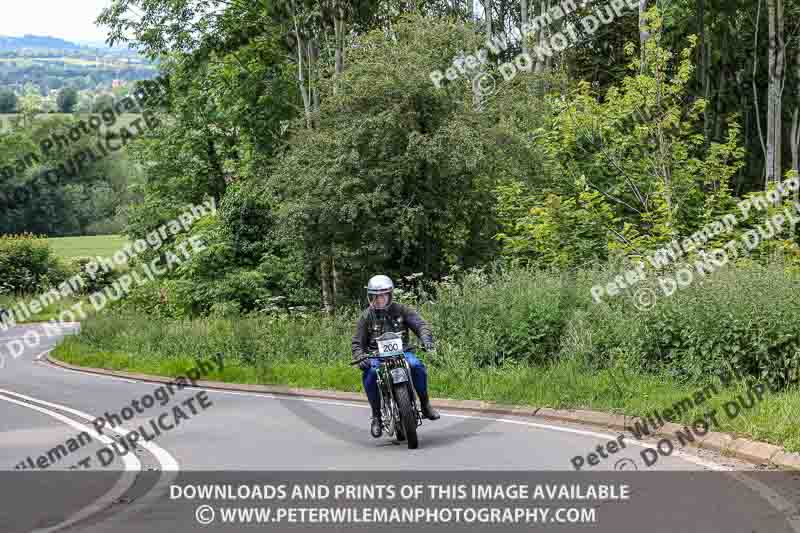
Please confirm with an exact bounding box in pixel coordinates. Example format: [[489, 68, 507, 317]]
[[351, 332, 424, 449]]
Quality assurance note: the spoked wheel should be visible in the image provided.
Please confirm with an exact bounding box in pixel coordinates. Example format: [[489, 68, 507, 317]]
[[392, 384, 418, 449]]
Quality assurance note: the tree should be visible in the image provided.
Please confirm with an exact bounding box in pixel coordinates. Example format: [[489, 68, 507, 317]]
[[271, 16, 505, 302], [92, 94, 114, 112], [56, 87, 79, 113], [0, 90, 17, 113], [18, 87, 42, 127]]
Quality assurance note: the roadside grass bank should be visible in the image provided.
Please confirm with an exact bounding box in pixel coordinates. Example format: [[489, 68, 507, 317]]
[[53, 262, 800, 454]]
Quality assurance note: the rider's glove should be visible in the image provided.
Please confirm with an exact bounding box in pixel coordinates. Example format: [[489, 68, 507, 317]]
[[358, 358, 371, 371], [424, 341, 435, 353]]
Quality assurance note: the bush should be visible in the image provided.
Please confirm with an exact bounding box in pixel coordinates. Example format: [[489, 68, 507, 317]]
[[0, 234, 68, 294], [561, 262, 800, 391], [70, 256, 123, 294], [420, 267, 570, 367]]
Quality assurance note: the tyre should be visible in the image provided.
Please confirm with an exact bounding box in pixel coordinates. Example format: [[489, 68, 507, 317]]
[[392, 384, 418, 449]]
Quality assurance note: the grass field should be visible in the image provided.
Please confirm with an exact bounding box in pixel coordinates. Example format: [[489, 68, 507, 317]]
[[48, 235, 128, 259]]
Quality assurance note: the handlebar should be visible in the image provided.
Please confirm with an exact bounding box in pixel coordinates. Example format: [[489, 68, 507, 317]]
[[350, 345, 427, 365]]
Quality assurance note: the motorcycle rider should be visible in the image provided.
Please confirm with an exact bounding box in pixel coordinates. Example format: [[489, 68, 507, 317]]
[[352, 274, 440, 438]]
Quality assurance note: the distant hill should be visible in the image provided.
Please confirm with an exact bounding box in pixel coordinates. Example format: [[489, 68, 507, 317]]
[[0, 35, 81, 51]]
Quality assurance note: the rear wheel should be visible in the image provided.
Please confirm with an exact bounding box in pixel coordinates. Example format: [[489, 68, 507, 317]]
[[392, 384, 418, 449]]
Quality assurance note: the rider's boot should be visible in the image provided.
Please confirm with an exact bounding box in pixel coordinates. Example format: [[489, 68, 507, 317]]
[[418, 392, 440, 420], [370, 410, 383, 438]]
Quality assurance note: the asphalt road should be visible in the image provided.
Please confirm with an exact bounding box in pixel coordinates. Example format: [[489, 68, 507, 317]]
[[1, 323, 799, 533]]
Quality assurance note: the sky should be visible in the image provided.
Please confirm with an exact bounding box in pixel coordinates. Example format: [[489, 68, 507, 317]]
[[0, 0, 113, 44]]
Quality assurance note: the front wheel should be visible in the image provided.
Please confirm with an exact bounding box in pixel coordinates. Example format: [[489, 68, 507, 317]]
[[392, 384, 418, 449]]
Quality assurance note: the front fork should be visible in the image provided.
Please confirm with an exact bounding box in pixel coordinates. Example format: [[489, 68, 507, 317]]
[[403, 358, 424, 427], [377, 359, 423, 435]]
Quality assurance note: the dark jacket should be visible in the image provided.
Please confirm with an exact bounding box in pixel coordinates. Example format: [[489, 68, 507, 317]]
[[351, 302, 433, 361]]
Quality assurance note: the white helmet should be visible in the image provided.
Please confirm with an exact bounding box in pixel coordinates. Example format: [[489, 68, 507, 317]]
[[366, 274, 394, 309]]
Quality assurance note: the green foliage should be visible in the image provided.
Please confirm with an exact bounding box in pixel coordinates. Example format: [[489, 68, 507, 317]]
[[496, 14, 746, 270], [0, 111, 145, 236], [569, 264, 800, 391], [0, 234, 68, 294], [271, 15, 509, 299], [92, 95, 114, 112], [0, 89, 17, 113], [56, 87, 78, 113], [421, 267, 569, 367], [69, 256, 122, 294], [495, 185, 618, 268]]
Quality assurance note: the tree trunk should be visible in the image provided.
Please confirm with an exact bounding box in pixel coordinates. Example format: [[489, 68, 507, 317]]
[[332, 254, 342, 308], [713, 30, 728, 143], [740, 73, 750, 195], [792, 49, 800, 192], [639, 0, 650, 73], [544, 0, 553, 73], [320, 254, 334, 314], [703, 38, 712, 146], [295, 34, 313, 129], [484, 0, 492, 39], [697, 0, 705, 86], [308, 37, 321, 128], [753, 0, 768, 185], [534, 0, 547, 73], [206, 139, 227, 205], [521, 0, 528, 56], [766, 0, 784, 187], [333, 9, 345, 96]]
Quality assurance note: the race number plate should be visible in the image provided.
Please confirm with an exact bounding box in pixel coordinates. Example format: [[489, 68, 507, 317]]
[[390, 367, 408, 383], [377, 337, 403, 356]]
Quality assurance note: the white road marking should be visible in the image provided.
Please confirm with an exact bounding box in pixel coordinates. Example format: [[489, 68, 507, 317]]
[[0, 393, 140, 533], [0, 386, 181, 532], [0, 387, 178, 471], [35, 348, 54, 361], [727, 471, 800, 533]]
